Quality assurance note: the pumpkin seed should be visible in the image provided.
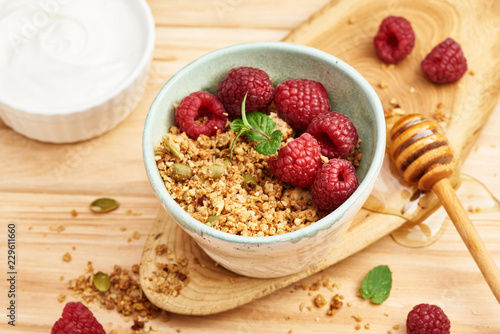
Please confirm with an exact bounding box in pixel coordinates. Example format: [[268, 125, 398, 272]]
[[208, 164, 224, 179], [206, 215, 221, 225], [93, 271, 111, 292], [163, 138, 182, 159], [90, 198, 119, 213], [222, 156, 232, 167], [242, 173, 257, 188], [170, 163, 192, 181]]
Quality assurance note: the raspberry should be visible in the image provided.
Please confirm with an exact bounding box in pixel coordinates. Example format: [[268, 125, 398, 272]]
[[274, 79, 331, 132], [216, 66, 274, 118], [374, 16, 415, 64], [311, 158, 358, 211], [407, 303, 451, 334], [51, 302, 105, 334], [268, 133, 322, 188], [306, 111, 359, 159], [421, 38, 468, 83], [175, 91, 227, 139]]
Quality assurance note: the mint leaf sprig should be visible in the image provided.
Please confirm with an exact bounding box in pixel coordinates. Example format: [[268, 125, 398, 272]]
[[229, 92, 283, 159], [360, 265, 392, 304]]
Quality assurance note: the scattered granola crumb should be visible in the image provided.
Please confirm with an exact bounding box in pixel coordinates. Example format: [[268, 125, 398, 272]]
[[132, 231, 141, 240], [62, 252, 72, 262], [50, 225, 66, 232], [288, 330, 293, 334], [378, 81, 388, 89], [352, 314, 363, 322], [469, 70, 475, 76], [314, 294, 327, 308], [409, 86, 416, 93], [28, 226, 33, 231], [326, 294, 343, 316], [148, 259, 190, 297], [68, 262, 166, 332], [388, 331, 393, 334], [57, 293, 66, 303], [120, 227, 127, 232], [393, 324, 400, 330], [155, 244, 168, 256], [355, 324, 362, 330], [348, 17, 356, 24], [126, 210, 143, 217], [364, 323, 370, 329], [131, 264, 140, 274], [347, 302, 353, 307], [60, 275, 65, 281], [71, 209, 78, 217], [389, 98, 398, 106], [433, 102, 450, 122], [384, 313, 389, 317]]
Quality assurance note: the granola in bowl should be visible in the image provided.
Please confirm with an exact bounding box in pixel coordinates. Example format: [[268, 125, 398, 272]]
[[154, 110, 332, 237]]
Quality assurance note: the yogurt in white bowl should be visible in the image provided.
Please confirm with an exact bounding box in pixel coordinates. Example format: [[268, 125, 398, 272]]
[[0, 0, 155, 143]]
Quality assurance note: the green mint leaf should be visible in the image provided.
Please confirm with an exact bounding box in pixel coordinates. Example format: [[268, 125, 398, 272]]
[[245, 112, 276, 142], [255, 130, 283, 155], [229, 90, 283, 159], [360, 265, 392, 304], [230, 119, 247, 133]]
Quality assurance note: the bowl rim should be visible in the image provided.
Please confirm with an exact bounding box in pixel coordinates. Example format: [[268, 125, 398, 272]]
[[143, 41, 386, 245], [0, 0, 156, 115]]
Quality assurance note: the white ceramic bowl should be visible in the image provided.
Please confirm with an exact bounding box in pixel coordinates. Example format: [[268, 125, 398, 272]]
[[143, 42, 385, 278], [0, 0, 155, 143]]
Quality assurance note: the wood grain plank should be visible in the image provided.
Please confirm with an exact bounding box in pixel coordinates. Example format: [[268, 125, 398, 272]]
[[0, 0, 499, 333]]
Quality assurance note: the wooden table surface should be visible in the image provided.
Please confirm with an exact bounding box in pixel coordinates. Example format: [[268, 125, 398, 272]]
[[1, 0, 499, 333]]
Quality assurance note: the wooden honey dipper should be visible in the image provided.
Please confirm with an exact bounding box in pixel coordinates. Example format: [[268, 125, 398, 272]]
[[390, 113, 500, 303]]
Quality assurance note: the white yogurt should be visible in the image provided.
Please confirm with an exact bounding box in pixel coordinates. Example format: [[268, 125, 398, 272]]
[[0, 0, 146, 112]]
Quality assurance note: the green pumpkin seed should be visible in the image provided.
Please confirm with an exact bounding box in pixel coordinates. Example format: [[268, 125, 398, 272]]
[[242, 173, 257, 188], [209, 164, 224, 179], [206, 215, 221, 225], [163, 138, 182, 159], [222, 156, 232, 167], [93, 271, 111, 292], [170, 163, 192, 181], [90, 198, 119, 213]]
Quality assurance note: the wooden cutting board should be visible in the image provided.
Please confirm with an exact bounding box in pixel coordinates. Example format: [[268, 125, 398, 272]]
[[140, 0, 500, 315]]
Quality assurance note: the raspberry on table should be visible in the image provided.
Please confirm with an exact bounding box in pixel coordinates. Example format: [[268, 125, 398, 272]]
[[175, 91, 227, 139], [306, 111, 359, 159], [421, 37, 468, 83], [406, 303, 451, 334], [274, 78, 331, 132], [374, 16, 415, 64], [311, 158, 358, 211], [216, 66, 274, 119], [268, 133, 322, 188], [51, 301, 105, 334]]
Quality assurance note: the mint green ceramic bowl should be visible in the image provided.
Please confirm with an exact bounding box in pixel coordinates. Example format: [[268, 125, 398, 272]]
[[143, 41, 385, 278]]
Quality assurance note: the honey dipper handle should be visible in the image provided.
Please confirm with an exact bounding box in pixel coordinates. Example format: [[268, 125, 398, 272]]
[[433, 178, 500, 303]]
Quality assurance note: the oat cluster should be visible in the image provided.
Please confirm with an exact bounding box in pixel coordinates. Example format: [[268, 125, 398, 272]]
[[67, 262, 165, 332], [145, 244, 190, 297]]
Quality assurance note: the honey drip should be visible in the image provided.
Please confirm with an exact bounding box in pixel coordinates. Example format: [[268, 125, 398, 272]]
[[363, 155, 500, 248]]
